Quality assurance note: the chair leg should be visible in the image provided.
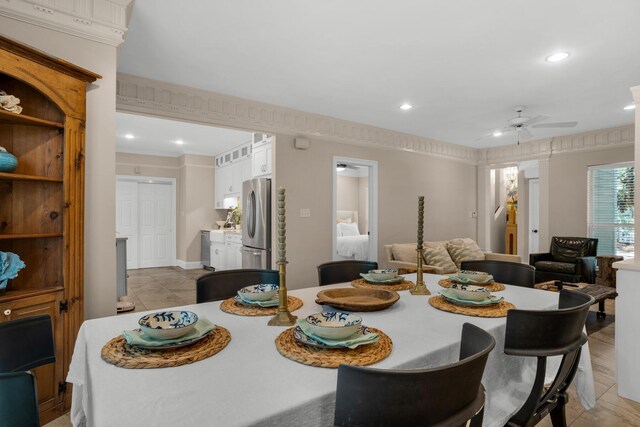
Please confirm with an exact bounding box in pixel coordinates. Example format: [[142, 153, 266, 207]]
[[469, 406, 484, 427], [549, 402, 567, 427], [596, 300, 606, 319]]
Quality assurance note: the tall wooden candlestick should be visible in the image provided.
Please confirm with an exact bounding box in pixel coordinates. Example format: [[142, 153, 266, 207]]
[[268, 187, 297, 326], [411, 196, 430, 295]]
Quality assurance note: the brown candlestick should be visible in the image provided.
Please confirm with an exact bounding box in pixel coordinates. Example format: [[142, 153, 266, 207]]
[[411, 195, 430, 295]]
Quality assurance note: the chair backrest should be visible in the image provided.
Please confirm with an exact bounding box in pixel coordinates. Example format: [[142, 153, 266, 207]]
[[196, 269, 279, 303], [317, 260, 378, 286], [460, 260, 535, 288], [550, 237, 598, 262], [334, 323, 495, 427], [0, 371, 40, 427], [0, 315, 55, 372], [504, 290, 594, 426]]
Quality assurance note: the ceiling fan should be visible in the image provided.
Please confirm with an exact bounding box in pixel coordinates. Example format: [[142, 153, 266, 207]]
[[489, 106, 578, 144], [336, 163, 360, 171]]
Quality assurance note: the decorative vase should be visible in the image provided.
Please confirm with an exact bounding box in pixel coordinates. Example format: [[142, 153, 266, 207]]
[[0, 148, 18, 172]]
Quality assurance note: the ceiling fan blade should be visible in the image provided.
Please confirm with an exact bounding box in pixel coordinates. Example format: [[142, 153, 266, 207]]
[[522, 115, 551, 126], [532, 121, 578, 128], [519, 128, 534, 140]]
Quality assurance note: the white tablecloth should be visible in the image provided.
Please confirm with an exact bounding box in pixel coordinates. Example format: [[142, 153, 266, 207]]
[[67, 273, 595, 427]]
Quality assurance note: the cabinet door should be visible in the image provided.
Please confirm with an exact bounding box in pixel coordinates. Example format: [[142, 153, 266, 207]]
[[252, 145, 267, 177], [224, 242, 234, 268], [215, 167, 224, 208], [215, 166, 232, 208], [211, 242, 225, 270], [0, 291, 64, 419], [264, 143, 273, 176], [230, 162, 242, 194]]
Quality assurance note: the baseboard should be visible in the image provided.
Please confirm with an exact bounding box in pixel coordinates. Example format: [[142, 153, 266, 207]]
[[176, 260, 204, 270]]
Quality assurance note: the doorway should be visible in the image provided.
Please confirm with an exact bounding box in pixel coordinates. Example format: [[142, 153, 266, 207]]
[[332, 157, 378, 262], [116, 175, 177, 269]]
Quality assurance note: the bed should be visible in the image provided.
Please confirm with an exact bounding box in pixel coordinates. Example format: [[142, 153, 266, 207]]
[[335, 210, 370, 260]]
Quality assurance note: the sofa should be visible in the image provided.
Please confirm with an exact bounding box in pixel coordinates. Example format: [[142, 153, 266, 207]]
[[384, 238, 522, 274]]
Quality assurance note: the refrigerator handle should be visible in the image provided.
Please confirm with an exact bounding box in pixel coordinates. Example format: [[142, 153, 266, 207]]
[[247, 190, 256, 238]]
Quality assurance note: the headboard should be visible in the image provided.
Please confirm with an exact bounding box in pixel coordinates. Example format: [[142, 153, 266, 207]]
[[336, 210, 359, 224]]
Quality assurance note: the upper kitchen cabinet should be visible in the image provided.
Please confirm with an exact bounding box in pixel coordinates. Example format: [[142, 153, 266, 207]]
[[214, 142, 252, 209], [252, 141, 272, 177]]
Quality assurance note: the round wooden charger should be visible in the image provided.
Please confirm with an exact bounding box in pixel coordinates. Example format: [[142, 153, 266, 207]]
[[275, 327, 392, 368], [438, 278, 506, 292], [351, 278, 414, 292], [220, 296, 303, 316], [428, 295, 515, 318], [101, 326, 231, 369]]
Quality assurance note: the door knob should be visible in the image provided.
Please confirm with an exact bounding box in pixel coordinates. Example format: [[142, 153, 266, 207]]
[[532, 229, 538, 233], [3, 309, 11, 316]]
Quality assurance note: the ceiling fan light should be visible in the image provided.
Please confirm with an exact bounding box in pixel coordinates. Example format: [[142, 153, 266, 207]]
[[336, 164, 346, 172], [399, 103, 413, 111], [546, 52, 570, 62], [492, 131, 503, 137], [624, 104, 636, 111]]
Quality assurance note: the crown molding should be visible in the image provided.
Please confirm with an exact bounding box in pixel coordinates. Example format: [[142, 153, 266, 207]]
[[0, 0, 132, 46], [478, 125, 634, 166], [115, 73, 478, 164]]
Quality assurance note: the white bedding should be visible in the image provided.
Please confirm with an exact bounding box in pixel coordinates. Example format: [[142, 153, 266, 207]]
[[336, 235, 370, 260]]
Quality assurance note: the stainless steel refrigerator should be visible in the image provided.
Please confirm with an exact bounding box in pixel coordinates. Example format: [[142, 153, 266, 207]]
[[241, 178, 271, 269]]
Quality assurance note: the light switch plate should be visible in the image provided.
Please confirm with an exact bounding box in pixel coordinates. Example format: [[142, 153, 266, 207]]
[[300, 208, 311, 218]]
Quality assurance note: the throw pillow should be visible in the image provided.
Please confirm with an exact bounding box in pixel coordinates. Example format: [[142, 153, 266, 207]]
[[340, 222, 360, 237], [446, 238, 485, 269], [423, 242, 458, 274], [391, 244, 416, 263]]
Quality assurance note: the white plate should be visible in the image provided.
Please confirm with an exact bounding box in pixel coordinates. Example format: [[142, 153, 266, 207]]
[[292, 325, 375, 349], [440, 290, 503, 307], [133, 330, 211, 350], [359, 273, 405, 284]]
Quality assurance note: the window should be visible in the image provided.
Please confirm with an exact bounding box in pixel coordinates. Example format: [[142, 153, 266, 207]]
[[588, 162, 634, 258]]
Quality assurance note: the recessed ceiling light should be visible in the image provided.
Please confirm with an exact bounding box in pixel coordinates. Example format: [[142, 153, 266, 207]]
[[175, 139, 184, 145], [624, 104, 636, 111], [124, 134, 135, 139], [399, 103, 413, 111], [546, 52, 570, 62], [492, 131, 503, 137]]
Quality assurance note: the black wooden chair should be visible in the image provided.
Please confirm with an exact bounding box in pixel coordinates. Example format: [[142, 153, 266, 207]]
[[504, 290, 594, 427], [0, 314, 56, 427], [334, 323, 495, 427], [196, 269, 279, 303], [461, 260, 535, 288], [317, 260, 378, 286]]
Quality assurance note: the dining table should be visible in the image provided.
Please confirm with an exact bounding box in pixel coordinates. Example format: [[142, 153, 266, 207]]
[[67, 272, 596, 427]]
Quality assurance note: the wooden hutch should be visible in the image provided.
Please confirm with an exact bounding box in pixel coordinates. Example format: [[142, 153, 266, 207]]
[[0, 35, 98, 423]]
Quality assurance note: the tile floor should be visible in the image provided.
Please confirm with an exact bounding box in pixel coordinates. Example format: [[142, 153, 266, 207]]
[[45, 270, 640, 426]]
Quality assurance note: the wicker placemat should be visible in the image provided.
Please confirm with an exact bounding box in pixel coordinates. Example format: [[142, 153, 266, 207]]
[[428, 295, 515, 318], [275, 327, 392, 368], [438, 278, 506, 292], [220, 296, 303, 316], [351, 278, 414, 292], [101, 326, 231, 369]]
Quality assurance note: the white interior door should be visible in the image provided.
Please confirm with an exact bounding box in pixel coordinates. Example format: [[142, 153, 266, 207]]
[[139, 183, 156, 268], [529, 178, 540, 254], [116, 180, 138, 269], [154, 184, 173, 266]]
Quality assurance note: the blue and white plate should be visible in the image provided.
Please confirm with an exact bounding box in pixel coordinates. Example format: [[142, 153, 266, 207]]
[[359, 273, 405, 284], [440, 289, 503, 307], [138, 311, 198, 340], [133, 330, 211, 350], [234, 294, 279, 307], [293, 325, 373, 349]]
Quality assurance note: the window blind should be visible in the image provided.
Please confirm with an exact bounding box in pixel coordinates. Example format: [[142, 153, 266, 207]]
[[587, 162, 634, 258]]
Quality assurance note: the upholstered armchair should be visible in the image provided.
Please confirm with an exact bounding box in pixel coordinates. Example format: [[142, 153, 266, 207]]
[[529, 237, 598, 284]]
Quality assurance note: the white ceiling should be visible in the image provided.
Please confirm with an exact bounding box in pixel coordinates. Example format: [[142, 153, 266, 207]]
[[116, 113, 253, 157], [118, 0, 640, 148]]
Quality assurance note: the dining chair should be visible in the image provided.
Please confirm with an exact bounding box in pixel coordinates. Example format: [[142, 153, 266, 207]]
[[317, 260, 378, 286], [504, 290, 594, 427], [0, 314, 56, 427], [334, 323, 495, 427], [0, 371, 39, 427], [196, 269, 279, 303], [0, 314, 55, 373], [460, 260, 535, 288]]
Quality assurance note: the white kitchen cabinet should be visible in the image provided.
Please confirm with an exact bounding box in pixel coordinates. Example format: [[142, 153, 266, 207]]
[[215, 165, 232, 209], [215, 157, 252, 209], [224, 233, 243, 270], [252, 142, 272, 177]]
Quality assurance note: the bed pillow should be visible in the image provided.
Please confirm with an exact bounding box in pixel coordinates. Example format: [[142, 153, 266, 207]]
[[391, 244, 416, 263], [336, 223, 343, 237], [446, 238, 485, 269], [340, 222, 360, 237], [423, 242, 458, 274], [336, 217, 352, 223]]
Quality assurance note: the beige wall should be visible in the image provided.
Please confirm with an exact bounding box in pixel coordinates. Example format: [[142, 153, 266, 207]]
[[274, 134, 477, 289], [549, 146, 634, 239], [0, 17, 119, 319], [116, 152, 219, 265], [336, 175, 360, 212]]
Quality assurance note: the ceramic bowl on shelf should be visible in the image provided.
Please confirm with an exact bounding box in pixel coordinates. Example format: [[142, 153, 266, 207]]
[[367, 269, 398, 281], [215, 221, 226, 229], [138, 311, 198, 340], [0, 147, 18, 173], [448, 284, 491, 302], [305, 312, 362, 340], [457, 270, 492, 282], [238, 283, 279, 301]]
